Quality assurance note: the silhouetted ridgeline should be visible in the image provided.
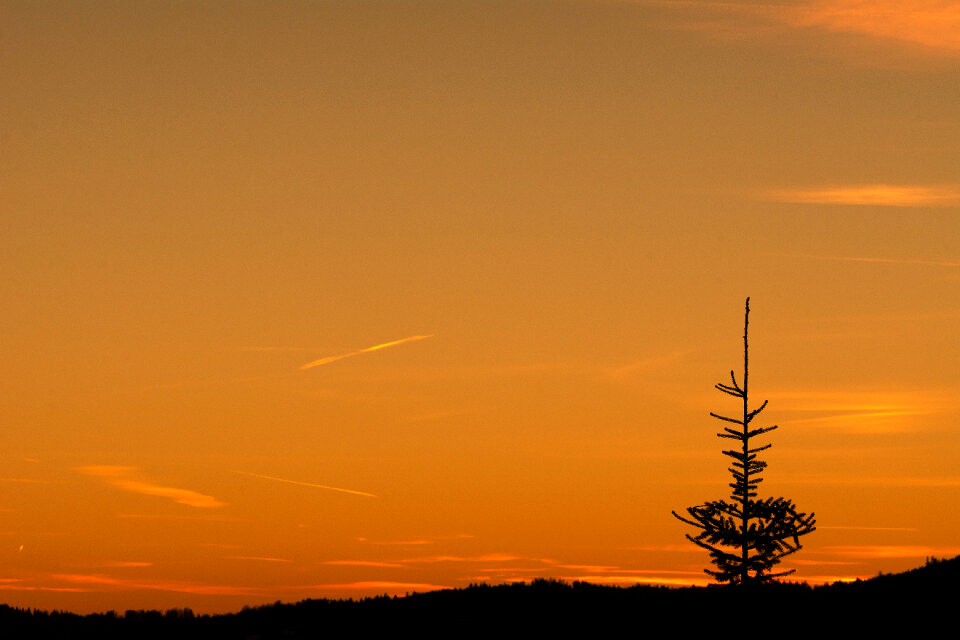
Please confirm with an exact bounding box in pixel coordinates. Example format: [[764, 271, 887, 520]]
[[2, 556, 957, 638]]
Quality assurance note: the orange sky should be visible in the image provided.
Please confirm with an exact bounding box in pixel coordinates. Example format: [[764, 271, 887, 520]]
[[2, 0, 959, 613]]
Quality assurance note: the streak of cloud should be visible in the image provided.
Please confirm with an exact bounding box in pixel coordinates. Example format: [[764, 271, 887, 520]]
[[478, 567, 544, 574], [625, 544, 703, 553], [822, 545, 960, 559], [51, 573, 260, 596], [305, 581, 449, 592], [112, 482, 224, 508], [757, 184, 960, 207], [355, 534, 473, 545], [75, 466, 224, 508], [240, 346, 330, 353], [561, 574, 712, 587], [783, 575, 865, 584], [646, 1, 960, 55], [783, 475, 960, 488], [0, 584, 87, 593], [606, 349, 694, 380], [402, 553, 554, 565], [357, 538, 433, 546], [323, 560, 405, 568], [299, 335, 433, 370], [773, 253, 960, 268], [232, 471, 375, 498], [763, 389, 949, 433], [117, 513, 238, 521], [554, 564, 621, 573], [225, 556, 292, 563], [766, 390, 946, 410], [791, 1, 960, 53], [781, 410, 922, 433]]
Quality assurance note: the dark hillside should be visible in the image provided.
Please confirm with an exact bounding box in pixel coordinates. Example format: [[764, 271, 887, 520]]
[[2, 557, 957, 638]]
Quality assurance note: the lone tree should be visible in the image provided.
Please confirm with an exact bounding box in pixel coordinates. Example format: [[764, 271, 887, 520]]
[[673, 298, 816, 584]]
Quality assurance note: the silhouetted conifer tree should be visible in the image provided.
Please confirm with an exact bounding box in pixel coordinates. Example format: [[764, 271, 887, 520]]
[[673, 298, 816, 584]]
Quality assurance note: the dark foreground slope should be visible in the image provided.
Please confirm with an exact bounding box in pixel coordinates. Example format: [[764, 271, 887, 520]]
[[3, 556, 958, 639]]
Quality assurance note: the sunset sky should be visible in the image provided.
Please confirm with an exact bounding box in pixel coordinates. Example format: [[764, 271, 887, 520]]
[[2, 0, 960, 613]]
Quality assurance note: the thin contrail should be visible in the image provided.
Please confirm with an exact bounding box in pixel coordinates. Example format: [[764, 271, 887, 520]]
[[299, 335, 433, 370], [232, 471, 376, 498]]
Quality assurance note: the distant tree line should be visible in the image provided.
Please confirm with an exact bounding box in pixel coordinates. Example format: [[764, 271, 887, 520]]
[[1, 558, 957, 638]]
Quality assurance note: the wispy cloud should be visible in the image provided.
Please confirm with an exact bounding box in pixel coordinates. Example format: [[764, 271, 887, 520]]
[[606, 349, 694, 380], [300, 335, 433, 370], [773, 253, 960, 268], [241, 346, 330, 353], [561, 574, 713, 587], [232, 471, 375, 498], [784, 475, 960, 487], [4, 574, 446, 598], [225, 556, 292, 563], [822, 545, 960, 559], [554, 564, 621, 573], [870, 477, 960, 488], [357, 538, 433, 546], [781, 410, 923, 432], [355, 534, 473, 545], [782, 574, 865, 584], [304, 581, 449, 593], [0, 584, 87, 593], [403, 553, 522, 564], [117, 513, 236, 521], [768, 389, 944, 410], [402, 553, 554, 565], [757, 184, 960, 207], [75, 466, 224, 509], [789, 1, 960, 53], [625, 544, 703, 553], [765, 389, 946, 433], [323, 560, 405, 568], [51, 573, 259, 596], [646, 1, 960, 55]]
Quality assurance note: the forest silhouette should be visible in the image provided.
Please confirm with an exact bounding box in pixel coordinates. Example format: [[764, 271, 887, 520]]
[[0, 556, 956, 638]]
